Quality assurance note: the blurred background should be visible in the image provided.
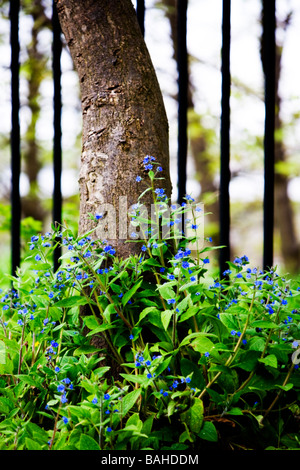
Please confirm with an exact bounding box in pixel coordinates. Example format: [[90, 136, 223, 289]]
[[1, 0, 300, 285]]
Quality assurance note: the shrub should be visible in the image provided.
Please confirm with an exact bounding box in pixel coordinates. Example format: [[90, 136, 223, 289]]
[[0, 157, 300, 450]]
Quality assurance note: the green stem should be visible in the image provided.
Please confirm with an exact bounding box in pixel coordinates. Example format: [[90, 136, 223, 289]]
[[261, 360, 295, 422], [79, 254, 132, 330], [199, 284, 257, 400], [49, 401, 62, 450]]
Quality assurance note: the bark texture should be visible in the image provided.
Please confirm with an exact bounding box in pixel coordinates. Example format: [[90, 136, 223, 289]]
[[55, 0, 171, 258]]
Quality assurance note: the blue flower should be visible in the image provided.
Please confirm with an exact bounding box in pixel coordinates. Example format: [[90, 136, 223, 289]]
[[62, 417, 68, 424], [92, 397, 98, 404], [141, 245, 147, 252], [154, 188, 165, 197], [104, 393, 110, 400], [61, 394, 68, 404], [182, 261, 189, 269], [167, 273, 175, 280], [136, 176, 142, 182], [35, 254, 41, 261], [167, 298, 176, 305]]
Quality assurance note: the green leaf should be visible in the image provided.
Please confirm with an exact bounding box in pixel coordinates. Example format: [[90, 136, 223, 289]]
[[138, 307, 159, 323], [83, 315, 100, 330], [54, 296, 90, 308], [73, 345, 104, 356], [86, 322, 116, 336], [120, 373, 148, 386], [219, 312, 239, 332], [122, 279, 143, 306], [226, 407, 243, 415], [178, 306, 199, 322], [0, 397, 15, 415], [191, 335, 216, 355], [161, 309, 173, 330], [259, 354, 278, 368], [25, 438, 43, 450], [121, 389, 141, 417], [78, 434, 100, 450], [234, 350, 260, 371], [180, 397, 204, 433], [252, 320, 278, 329], [15, 374, 44, 390], [275, 383, 293, 392], [153, 356, 173, 377], [0, 338, 20, 354], [157, 283, 176, 301], [198, 421, 218, 442], [180, 358, 206, 390], [249, 337, 266, 352], [0, 340, 6, 364]]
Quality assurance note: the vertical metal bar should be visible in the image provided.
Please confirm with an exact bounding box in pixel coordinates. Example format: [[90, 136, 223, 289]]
[[262, 0, 276, 272], [136, 0, 145, 37], [52, 0, 62, 271], [177, 0, 188, 204], [10, 0, 21, 275], [219, 0, 231, 277]]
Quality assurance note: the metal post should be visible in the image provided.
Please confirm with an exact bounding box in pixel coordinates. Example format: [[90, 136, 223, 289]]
[[52, 0, 62, 271], [177, 0, 188, 205], [219, 0, 231, 277], [10, 0, 21, 276], [262, 0, 276, 272], [136, 0, 145, 37]]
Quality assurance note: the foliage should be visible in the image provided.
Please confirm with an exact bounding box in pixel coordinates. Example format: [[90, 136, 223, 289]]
[[0, 158, 300, 451]]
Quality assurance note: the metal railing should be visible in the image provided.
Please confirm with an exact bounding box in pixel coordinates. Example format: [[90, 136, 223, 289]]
[[8, 0, 276, 275]]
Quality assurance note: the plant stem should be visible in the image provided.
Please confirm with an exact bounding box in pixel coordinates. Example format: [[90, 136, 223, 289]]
[[49, 401, 62, 450], [199, 284, 257, 400], [262, 361, 295, 422]]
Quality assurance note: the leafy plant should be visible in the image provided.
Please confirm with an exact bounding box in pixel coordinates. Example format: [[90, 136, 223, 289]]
[[0, 156, 300, 450]]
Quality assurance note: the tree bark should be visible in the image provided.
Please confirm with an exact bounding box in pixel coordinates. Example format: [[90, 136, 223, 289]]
[[55, 0, 171, 258]]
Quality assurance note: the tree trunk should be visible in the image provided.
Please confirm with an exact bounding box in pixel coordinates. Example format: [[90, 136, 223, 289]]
[[55, 0, 171, 258]]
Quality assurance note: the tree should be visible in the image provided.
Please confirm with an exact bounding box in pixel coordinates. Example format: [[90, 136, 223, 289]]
[[55, 0, 172, 258]]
